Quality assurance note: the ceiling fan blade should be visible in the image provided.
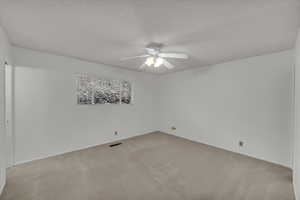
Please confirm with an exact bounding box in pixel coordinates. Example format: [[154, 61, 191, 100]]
[[159, 53, 188, 59], [163, 59, 175, 69], [121, 54, 149, 61]]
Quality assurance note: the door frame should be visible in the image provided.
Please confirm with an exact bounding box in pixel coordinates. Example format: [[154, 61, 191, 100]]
[[4, 61, 14, 167]]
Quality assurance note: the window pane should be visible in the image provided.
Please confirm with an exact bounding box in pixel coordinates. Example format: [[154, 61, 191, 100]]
[[121, 80, 132, 104]]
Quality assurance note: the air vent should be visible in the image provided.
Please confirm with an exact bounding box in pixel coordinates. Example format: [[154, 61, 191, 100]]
[[109, 142, 122, 147]]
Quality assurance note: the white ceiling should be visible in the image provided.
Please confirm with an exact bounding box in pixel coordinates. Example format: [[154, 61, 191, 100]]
[[0, 0, 299, 74]]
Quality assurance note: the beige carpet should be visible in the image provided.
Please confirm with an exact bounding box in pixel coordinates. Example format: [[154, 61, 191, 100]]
[[0, 132, 295, 200]]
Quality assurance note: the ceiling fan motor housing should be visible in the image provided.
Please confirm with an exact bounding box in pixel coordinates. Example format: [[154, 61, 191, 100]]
[[146, 42, 164, 55]]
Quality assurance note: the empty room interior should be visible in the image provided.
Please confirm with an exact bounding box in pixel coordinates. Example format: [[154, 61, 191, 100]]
[[1, 1, 300, 200]]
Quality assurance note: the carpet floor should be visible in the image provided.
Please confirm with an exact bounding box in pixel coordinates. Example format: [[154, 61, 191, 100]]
[[0, 132, 295, 200]]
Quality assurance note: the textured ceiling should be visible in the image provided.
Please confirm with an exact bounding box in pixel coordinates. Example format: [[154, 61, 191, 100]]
[[0, 0, 299, 74]]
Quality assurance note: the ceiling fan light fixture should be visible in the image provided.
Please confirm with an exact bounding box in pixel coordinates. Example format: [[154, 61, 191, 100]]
[[154, 57, 164, 68], [121, 44, 187, 70], [145, 56, 154, 66]]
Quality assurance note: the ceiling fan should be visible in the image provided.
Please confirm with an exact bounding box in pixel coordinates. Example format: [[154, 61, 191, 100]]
[[121, 43, 188, 70]]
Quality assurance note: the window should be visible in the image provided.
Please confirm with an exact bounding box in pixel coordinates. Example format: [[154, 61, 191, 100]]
[[76, 74, 132, 105]]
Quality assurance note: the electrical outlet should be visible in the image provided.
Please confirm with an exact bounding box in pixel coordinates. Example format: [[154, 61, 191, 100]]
[[114, 131, 118, 136], [171, 126, 176, 131], [239, 141, 244, 147]]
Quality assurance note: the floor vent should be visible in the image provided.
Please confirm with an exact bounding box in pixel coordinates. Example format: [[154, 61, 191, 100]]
[[109, 142, 122, 147]]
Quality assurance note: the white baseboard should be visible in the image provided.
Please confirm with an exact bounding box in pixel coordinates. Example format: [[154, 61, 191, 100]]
[[15, 131, 159, 166], [160, 131, 291, 169]]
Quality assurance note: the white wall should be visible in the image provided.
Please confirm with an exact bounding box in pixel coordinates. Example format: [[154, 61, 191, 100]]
[[158, 51, 294, 167], [12, 47, 159, 164], [0, 26, 11, 195], [294, 29, 300, 200]]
